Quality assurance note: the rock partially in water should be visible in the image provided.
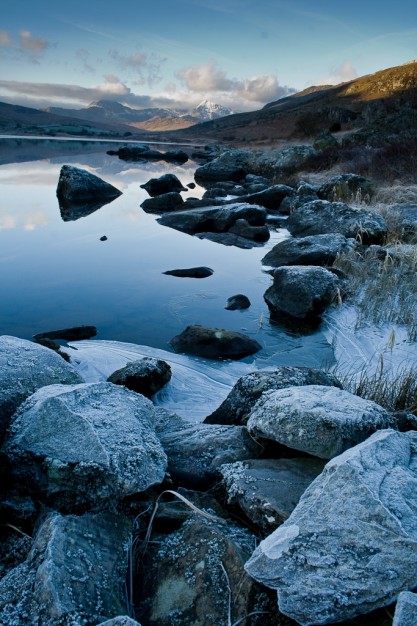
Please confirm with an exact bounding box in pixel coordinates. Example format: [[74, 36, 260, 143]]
[[221, 457, 325, 533], [228, 218, 270, 242], [107, 357, 172, 397], [393, 592, 417, 626], [247, 384, 392, 459], [0, 511, 132, 626], [225, 294, 251, 310], [245, 429, 417, 625], [141, 173, 187, 197], [0, 335, 83, 444], [157, 202, 266, 235], [169, 325, 262, 360], [226, 183, 293, 211], [3, 382, 167, 511], [204, 366, 342, 426], [33, 325, 97, 341], [194, 149, 254, 184], [264, 265, 342, 322], [141, 192, 184, 213], [262, 233, 356, 268], [163, 266, 214, 278]]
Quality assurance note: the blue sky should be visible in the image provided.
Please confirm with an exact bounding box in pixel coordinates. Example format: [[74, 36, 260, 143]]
[[1, 0, 417, 112]]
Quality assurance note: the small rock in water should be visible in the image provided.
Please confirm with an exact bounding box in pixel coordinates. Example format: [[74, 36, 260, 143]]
[[225, 294, 251, 310], [169, 324, 262, 360], [100, 235, 108, 241], [163, 266, 213, 278], [33, 325, 97, 341], [107, 357, 172, 397]]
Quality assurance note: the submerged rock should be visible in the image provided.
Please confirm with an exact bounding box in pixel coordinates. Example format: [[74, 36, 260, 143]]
[[163, 266, 214, 278], [247, 384, 392, 459], [0, 511, 132, 625], [204, 367, 342, 426], [169, 325, 262, 360], [140, 173, 187, 197], [0, 335, 83, 444], [107, 357, 172, 397], [3, 382, 167, 511], [245, 429, 417, 625]]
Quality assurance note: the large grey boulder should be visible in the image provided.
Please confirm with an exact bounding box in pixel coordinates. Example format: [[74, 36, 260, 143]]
[[0, 335, 83, 444], [245, 429, 417, 625], [155, 412, 262, 488], [169, 325, 262, 360], [56, 165, 122, 206], [247, 384, 392, 459], [286, 200, 387, 244], [317, 173, 375, 203], [221, 458, 324, 534], [136, 517, 276, 626], [0, 511, 132, 626], [140, 173, 187, 197], [264, 265, 342, 321], [204, 366, 342, 426], [107, 357, 172, 397], [157, 202, 266, 235], [255, 145, 316, 178], [194, 149, 253, 184], [393, 592, 417, 626], [262, 233, 356, 268], [3, 382, 167, 511]]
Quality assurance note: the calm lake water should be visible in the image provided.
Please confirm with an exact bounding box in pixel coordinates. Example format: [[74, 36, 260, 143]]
[[0, 137, 335, 370]]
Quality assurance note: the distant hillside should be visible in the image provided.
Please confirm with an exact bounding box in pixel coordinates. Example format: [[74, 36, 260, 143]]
[[175, 61, 417, 144]]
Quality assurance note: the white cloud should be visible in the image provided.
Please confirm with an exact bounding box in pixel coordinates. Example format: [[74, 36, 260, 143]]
[[177, 61, 239, 92], [319, 60, 358, 85], [236, 75, 296, 102], [0, 30, 11, 47], [19, 30, 49, 54]]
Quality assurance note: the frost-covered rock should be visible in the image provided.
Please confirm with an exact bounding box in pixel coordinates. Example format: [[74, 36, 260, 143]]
[[221, 458, 324, 533], [98, 618, 142, 626], [245, 429, 417, 625], [0, 511, 132, 626], [393, 592, 417, 626], [247, 384, 392, 459], [107, 357, 172, 397], [169, 325, 262, 360], [262, 233, 356, 268], [204, 367, 342, 426], [0, 335, 83, 444], [286, 200, 387, 244], [3, 382, 167, 511], [264, 266, 342, 321]]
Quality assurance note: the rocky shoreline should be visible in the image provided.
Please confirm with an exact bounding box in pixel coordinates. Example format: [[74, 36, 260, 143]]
[[1, 142, 416, 626]]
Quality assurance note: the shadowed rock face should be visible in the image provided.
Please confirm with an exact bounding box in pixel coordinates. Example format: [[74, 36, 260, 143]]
[[262, 233, 356, 268], [140, 173, 187, 197], [169, 325, 262, 360], [107, 357, 172, 397]]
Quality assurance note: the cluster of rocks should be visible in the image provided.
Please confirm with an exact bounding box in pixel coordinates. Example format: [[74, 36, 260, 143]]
[[1, 335, 416, 626]]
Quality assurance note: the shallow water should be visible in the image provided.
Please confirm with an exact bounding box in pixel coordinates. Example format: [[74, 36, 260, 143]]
[[0, 137, 335, 371]]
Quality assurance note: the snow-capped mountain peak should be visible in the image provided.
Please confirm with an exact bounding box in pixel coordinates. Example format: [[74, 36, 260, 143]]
[[192, 100, 233, 121]]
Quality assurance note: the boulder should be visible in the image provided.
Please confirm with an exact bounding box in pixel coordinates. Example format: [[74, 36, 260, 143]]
[[226, 184, 293, 210], [286, 200, 387, 244], [140, 173, 187, 197], [313, 130, 339, 151], [264, 265, 342, 321], [247, 384, 392, 459], [390, 202, 417, 241], [225, 294, 251, 310], [157, 202, 266, 235], [255, 144, 316, 178], [56, 165, 122, 207], [228, 218, 270, 242], [317, 173, 375, 202], [163, 266, 213, 278], [136, 517, 276, 626], [107, 357, 172, 397], [3, 382, 167, 511], [0, 335, 83, 444], [221, 458, 325, 533], [245, 429, 417, 625], [155, 418, 262, 488], [0, 511, 132, 626], [141, 192, 184, 213], [33, 325, 97, 341], [261, 233, 356, 267], [169, 325, 262, 360], [393, 592, 417, 626], [204, 366, 342, 426], [194, 149, 253, 184]]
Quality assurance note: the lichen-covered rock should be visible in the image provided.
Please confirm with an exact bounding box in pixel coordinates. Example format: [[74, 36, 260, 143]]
[[0, 335, 83, 444], [247, 384, 392, 459], [317, 173, 375, 203], [262, 233, 356, 268], [56, 165, 122, 205], [0, 511, 132, 626], [393, 592, 417, 626], [264, 265, 342, 321], [169, 325, 262, 360], [107, 357, 172, 397], [245, 429, 417, 625], [3, 382, 167, 511], [204, 366, 342, 426], [140, 173, 187, 197], [221, 458, 324, 533], [286, 200, 387, 244]]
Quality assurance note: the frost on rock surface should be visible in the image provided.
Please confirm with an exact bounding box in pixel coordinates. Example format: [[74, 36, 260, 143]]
[[247, 384, 392, 459], [0, 335, 83, 443], [393, 591, 417, 626], [3, 382, 167, 511], [0, 511, 132, 626], [245, 429, 417, 625]]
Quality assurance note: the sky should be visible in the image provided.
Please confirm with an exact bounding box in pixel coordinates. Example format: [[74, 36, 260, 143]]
[[1, 0, 417, 113]]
